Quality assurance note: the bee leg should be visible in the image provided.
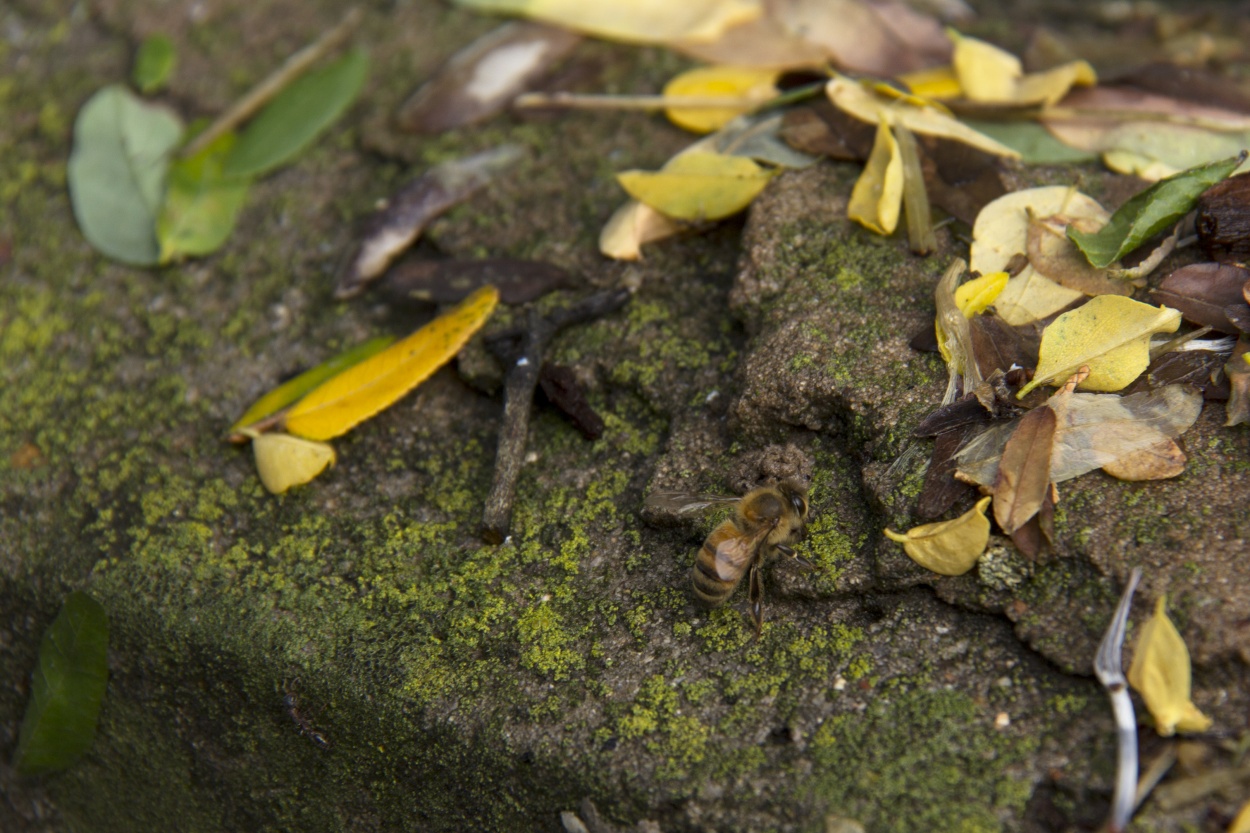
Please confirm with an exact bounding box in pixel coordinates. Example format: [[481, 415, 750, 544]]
[[748, 563, 764, 640], [776, 544, 816, 571]]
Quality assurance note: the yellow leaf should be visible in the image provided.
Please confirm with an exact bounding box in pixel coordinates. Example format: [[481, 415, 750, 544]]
[[897, 65, 962, 100], [616, 152, 775, 221], [251, 432, 336, 494], [598, 199, 683, 260], [283, 286, 500, 440], [970, 186, 1111, 325], [950, 31, 1095, 107], [1230, 799, 1250, 833], [884, 496, 992, 576], [452, 0, 762, 44], [825, 75, 1019, 159], [847, 122, 904, 235], [1127, 596, 1213, 736], [954, 270, 1007, 317], [1019, 296, 1182, 397], [663, 66, 779, 134]]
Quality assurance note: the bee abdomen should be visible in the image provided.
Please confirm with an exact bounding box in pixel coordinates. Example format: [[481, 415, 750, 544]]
[[691, 526, 738, 607]]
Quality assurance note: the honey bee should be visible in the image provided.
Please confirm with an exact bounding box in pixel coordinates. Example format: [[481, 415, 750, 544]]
[[647, 481, 811, 637]]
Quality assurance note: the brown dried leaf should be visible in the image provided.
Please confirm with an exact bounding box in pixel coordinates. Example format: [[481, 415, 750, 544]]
[[1152, 262, 1250, 334], [378, 257, 573, 305], [969, 312, 1032, 380], [993, 404, 1056, 534], [1226, 335, 1250, 427], [1122, 349, 1230, 398], [771, 0, 951, 76], [397, 23, 581, 134], [1101, 438, 1187, 481], [671, 12, 828, 67], [780, 101, 874, 160], [1026, 212, 1136, 297], [1197, 172, 1250, 262], [917, 428, 978, 520]]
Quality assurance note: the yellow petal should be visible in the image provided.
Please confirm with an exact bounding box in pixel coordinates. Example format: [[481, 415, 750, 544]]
[[826, 75, 1019, 158], [599, 199, 682, 260], [950, 31, 1095, 106], [1015, 60, 1096, 107], [616, 152, 775, 221], [954, 271, 1007, 317], [884, 497, 992, 576], [848, 122, 904, 235], [284, 286, 499, 440], [1019, 296, 1182, 397], [663, 66, 779, 134], [452, 0, 762, 44], [897, 65, 962, 100], [1127, 596, 1213, 736], [252, 432, 336, 494]]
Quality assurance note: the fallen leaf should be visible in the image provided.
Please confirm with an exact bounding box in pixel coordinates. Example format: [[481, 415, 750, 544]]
[[884, 496, 992, 576], [1069, 154, 1245, 269], [1100, 438, 1187, 481], [1152, 262, 1250, 333], [1128, 595, 1213, 736], [283, 286, 500, 440], [825, 75, 1019, 158], [663, 65, 780, 133], [771, 0, 951, 76], [68, 85, 184, 265], [132, 35, 176, 94], [397, 22, 580, 134], [1230, 798, 1250, 833], [13, 592, 109, 775], [969, 313, 1032, 379], [598, 199, 684, 260], [847, 122, 904, 234], [616, 151, 776, 221], [934, 258, 980, 402], [955, 270, 1007, 316], [1196, 172, 1250, 262], [1226, 336, 1250, 427], [378, 257, 572, 305], [669, 12, 828, 67], [959, 119, 1098, 164], [970, 186, 1105, 325], [917, 427, 978, 519], [992, 404, 1056, 534], [950, 31, 1094, 107], [955, 383, 1203, 487], [335, 144, 525, 299], [1019, 296, 1182, 396], [1027, 212, 1137, 298], [451, 0, 762, 44], [251, 432, 337, 494], [228, 335, 396, 439], [156, 132, 250, 264], [224, 48, 369, 179]]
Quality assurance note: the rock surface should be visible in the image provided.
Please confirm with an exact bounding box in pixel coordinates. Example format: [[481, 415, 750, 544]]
[[2, 2, 1248, 832]]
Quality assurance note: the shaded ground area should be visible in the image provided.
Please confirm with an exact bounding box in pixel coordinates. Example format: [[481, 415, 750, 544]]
[[2, 1, 1248, 832]]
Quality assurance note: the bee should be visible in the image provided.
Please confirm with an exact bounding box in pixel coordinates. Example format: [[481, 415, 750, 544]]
[[647, 480, 812, 637]]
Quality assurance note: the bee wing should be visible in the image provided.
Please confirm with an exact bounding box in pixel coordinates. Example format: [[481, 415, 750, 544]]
[[711, 524, 772, 580], [644, 490, 740, 516]]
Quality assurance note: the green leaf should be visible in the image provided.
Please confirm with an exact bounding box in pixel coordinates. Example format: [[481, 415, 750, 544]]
[[1068, 153, 1245, 268], [223, 48, 368, 178], [132, 35, 176, 94], [960, 119, 1098, 165], [157, 132, 250, 263], [68, 85, 184, 265], [228, 335, 395, 436], [13, 592, 110, 775]]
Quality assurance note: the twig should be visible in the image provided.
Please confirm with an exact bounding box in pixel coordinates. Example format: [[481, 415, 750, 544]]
[[513, 92, 767, 111], [182, 7, 363, 157], [1094, 567, 1143, 833], [480, 289, 631, 544]]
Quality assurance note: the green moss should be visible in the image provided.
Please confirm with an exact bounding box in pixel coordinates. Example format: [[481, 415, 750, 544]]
[[808, 687, 1035, 832], [517, 605, 585, 680]]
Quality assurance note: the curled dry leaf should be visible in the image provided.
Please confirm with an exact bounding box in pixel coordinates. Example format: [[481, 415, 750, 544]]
[[451, 0, 762, 44], [251, 432, 337, 494], [1152, 262, 1250, 334], [1099, 438, 1187, 481], [1226, 336, 1250, 427], [949, 31, 1094, 107], [1026, 212, 1136, 297], [955, 384, 1203, 488], [825, 75, 1019, 159], [1196, 172, 1250, 262], [1128, 596, 1213, 736], [934, 258, 979, 403], [1019, 296, 1182, 397], [335, 144, 525, 299], [284, 286, 500, 440], [847, 122, 904, 234], [599, 199, 683, 260], [884, 496, 991, 576], [615, 152, 775, 221], [992, 404, 1056, 534], [397, 22, 581, 134], [970, 186, 1108, 326], [662, 65, 780, 134]]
